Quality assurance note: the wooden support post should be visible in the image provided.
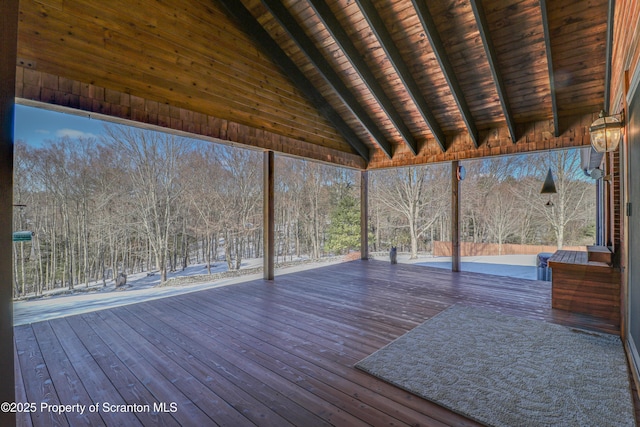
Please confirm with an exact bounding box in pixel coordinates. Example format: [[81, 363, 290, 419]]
[[452, 161, 460, 272], [360, 170, 369, 260], [1, 1, 18, 426], [263, 151, 275, 280]]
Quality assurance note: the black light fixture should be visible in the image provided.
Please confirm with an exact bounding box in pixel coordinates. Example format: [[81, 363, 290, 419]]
[[589, 110, 624, 153], [540, 151, 556, 207], [540, 167, 557, 194]]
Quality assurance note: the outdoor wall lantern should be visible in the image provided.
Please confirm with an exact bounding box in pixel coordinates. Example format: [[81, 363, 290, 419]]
[[590, 110, 624, 153]]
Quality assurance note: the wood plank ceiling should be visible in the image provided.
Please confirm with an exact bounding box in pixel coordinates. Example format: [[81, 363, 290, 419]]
[[15, 0, 609, 169]]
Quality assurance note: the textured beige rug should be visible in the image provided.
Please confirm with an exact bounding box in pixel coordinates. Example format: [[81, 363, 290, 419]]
[[356, 305, 636, 427]]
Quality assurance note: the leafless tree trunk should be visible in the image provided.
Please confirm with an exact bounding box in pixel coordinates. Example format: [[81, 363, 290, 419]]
[[517, 150, 594, 249], [104, 126, 188, 283], [373, 165, 449, 259]]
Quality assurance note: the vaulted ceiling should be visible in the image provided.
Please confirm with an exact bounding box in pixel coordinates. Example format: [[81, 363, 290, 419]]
[[16, 0, 610, 169]]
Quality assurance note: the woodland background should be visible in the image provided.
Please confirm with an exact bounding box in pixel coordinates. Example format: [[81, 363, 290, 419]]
[[12, 126, 595, 298]]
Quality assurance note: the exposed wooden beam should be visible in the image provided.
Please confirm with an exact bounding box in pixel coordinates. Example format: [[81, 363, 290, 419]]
[[260, 0, 393, 159], [411, 0, 480, 148], [1, 1, 18, 426], [360, 170, 369, 260], [217, 0, 371, 162], [307, 0, 418, 155], [470, 0, 517, 143], [604, 0, 615, 114], [355, 0, 447, 152], [540, 0, 560, 137], [263, 151, 275, 280], [367, 113, 595, 169]]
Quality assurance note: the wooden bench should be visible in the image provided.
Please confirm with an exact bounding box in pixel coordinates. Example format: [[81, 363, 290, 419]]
[[548, 250, 621, 327]]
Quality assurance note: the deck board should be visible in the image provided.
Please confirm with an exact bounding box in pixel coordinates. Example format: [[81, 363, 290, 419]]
[[110, 305, 307, 427], [14, 260, 636, 426], [65, 314, 186, 427], [47, 317, 145, 427], [155, 296, 436, 426], [14, 324, 67, 427], [30, 321, 105, 427], [13, 344, 33, 427]]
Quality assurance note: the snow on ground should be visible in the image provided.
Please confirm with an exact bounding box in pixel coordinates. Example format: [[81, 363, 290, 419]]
[[371, 253, 539, 280], [14, 254, 543, 326], [13, 257, 340, 326]]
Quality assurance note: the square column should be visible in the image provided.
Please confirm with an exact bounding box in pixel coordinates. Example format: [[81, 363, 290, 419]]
[[263, 151, 274, 280], [360, 171, 369, 260], [452, 161, 461, 272], [1, 1, 19, 425]]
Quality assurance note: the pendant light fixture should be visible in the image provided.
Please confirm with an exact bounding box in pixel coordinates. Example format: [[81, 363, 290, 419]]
[[540, 167, 557, 194], [540, 151, 556, 206]]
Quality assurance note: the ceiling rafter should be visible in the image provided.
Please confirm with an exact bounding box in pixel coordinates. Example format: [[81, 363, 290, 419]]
[[469, 0, 517, 143], [411, 0, 479, 148], [604, 0, 615, 114], [540, 0, 559, 137], [216, 0, 371, 161], [354, 0, 447, 152], [260, 0, 393, 159], [306, 0, 418, 155]]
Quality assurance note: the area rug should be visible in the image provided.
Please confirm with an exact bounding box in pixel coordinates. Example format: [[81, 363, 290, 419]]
[[356, 305, 636, 427]]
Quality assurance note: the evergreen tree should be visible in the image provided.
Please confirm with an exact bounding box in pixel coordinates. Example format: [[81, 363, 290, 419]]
[[326, 194, 360, 254]]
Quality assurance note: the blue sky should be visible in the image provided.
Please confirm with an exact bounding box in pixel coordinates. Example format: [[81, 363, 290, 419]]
[[14, 104, 108, 146]]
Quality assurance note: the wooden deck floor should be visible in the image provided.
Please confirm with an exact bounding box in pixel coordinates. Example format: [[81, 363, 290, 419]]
[[14, 260, 636, 426]]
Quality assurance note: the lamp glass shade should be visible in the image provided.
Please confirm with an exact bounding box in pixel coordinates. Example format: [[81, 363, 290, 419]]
[[540, 167, 557, 194], [590, 115, 621, 152]]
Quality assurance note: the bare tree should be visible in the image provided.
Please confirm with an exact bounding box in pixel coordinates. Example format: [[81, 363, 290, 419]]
[[103, 126, 189, 282], [517, 150, 595, 249], [482, 182, 522, 254], [302, 162, 328, 260], [373, 165, 449, 259], [275, 157, 356, 261], [275, 157, 304, 261], [463, 157, 522, 253], [181, 143, 221, 274], [26, 137, 98, 290], [212, 146, 262, 270]]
